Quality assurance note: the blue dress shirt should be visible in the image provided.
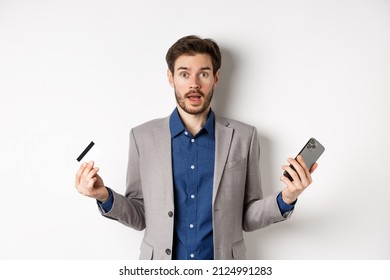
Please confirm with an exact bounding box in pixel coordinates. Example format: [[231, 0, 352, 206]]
[[169, 108, 215, 260]]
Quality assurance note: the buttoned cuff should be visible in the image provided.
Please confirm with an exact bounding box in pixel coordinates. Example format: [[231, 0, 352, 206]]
[[277, 192, 296, 217], [97, 187, 114, 213]]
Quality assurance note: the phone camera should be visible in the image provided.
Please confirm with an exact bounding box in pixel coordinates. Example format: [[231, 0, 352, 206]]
[[307, 143, 316, 151]]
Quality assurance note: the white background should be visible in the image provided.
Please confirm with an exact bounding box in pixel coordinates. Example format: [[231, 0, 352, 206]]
[[0, 0, 389, 260]]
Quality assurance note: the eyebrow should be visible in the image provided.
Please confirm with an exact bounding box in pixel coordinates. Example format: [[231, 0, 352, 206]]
[[176, 66, 212, 71]]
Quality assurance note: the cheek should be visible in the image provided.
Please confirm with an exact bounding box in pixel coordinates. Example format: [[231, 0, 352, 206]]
[[173, 84, 187, 94], [203, 80, 215, 89], [173, 77, 189, 88]]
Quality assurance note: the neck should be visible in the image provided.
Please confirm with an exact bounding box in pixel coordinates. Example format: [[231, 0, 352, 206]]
[[177, 106, 210, 136]]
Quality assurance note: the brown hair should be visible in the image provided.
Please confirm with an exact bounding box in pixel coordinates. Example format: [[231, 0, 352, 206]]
[[166, 35, 221, 75]]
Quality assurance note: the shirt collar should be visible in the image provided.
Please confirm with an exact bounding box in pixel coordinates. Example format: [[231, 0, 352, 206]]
[[169, 108, 215, 138]]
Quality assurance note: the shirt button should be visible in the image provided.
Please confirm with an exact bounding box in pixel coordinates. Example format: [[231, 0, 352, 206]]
[[189, 224, 194, 228], [168, 211, 173, 217], [190, 253, 195, 258], [191, 139, 195, 143], [190, 194, 195, 199], [190, 165, 195, 170], [166, 249, 171, 255], [184, 131, 188, 135]]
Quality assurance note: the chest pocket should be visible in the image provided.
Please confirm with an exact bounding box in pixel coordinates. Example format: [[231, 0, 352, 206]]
[[225, 158, 247, 170]]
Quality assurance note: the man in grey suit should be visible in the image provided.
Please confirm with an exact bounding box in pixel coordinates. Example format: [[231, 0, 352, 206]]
[[75, 35, 318, 260]]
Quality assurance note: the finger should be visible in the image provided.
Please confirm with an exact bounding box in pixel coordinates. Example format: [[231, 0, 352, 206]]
[[280, 175, 296, 191], [289, 157, 310, 186], [75, 162, 87, 187], [81, 161, 95, 181], [309, 162, 318, 174], [85, 167, 100, 183], [86, 177, 97, 190], [282, 164, 301, 183], [296, 155, 310, 173], [295, 156, 312, 184]]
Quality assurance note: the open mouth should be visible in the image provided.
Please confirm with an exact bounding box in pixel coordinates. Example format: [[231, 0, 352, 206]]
[[187, 95, 201, 101], [186, 91, 203, 103]]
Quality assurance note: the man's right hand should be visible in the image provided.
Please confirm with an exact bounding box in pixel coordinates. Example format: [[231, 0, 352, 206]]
[[75, 161, 109, 202]]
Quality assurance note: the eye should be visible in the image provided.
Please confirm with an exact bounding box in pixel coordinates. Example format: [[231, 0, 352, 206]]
[[179, 72, 189, 78], [199, 72, 209, 78]]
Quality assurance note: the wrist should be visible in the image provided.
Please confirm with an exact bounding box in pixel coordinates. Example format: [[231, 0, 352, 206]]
[[97, 187, 110, 203], [281, 189, 296, 205]]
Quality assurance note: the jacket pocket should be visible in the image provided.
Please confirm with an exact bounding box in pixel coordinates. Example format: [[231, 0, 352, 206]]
[[225, 158, 247, 170], [139, 240, 154, 260], [232, 239, 247, 260]]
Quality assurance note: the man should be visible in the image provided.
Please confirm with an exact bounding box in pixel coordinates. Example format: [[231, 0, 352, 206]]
[[75, 35, 318, 260]]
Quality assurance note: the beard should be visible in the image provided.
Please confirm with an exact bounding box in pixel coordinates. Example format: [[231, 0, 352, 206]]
[[174, 87, 214, 115]]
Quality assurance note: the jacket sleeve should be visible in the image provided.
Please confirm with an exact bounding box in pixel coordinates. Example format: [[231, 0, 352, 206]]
[[242, 127, 292, 232], [99, 129, 146, 231]]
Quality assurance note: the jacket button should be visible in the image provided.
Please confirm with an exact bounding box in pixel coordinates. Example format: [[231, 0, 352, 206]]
[[168, 211, 173, 217], [165, 249, 171, 255]]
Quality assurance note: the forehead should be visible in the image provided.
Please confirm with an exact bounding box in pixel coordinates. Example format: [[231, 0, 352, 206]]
[[174, 53, 213, 71]]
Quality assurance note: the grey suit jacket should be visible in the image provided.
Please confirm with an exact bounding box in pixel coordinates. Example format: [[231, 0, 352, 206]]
[[100, 114, 290, 259]]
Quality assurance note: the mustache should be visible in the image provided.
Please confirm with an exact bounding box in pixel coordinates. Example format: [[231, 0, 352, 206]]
[[184, 90, 205, 98]]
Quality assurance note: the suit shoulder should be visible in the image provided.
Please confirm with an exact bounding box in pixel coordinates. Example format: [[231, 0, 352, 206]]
[[131, 116, 169, 136], [217, 116, 256, 135]]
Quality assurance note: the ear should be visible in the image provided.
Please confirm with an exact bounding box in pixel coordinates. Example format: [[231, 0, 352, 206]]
[[167, 69, 174, 88], [213, 69, 220, 88]]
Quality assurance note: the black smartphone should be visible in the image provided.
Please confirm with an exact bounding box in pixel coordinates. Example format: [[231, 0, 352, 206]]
[[283, 138, 325, 181]]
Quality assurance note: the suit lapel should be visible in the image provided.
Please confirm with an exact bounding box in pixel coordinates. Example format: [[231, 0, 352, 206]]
[[154, 117, 174, 207], [213, 116, 233, 204]]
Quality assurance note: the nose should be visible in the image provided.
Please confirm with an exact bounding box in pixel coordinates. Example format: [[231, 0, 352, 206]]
[[189, 75, 200, 90]]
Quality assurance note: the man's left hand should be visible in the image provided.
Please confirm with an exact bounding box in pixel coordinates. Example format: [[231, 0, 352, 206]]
[[280, 155, 318, 205]]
